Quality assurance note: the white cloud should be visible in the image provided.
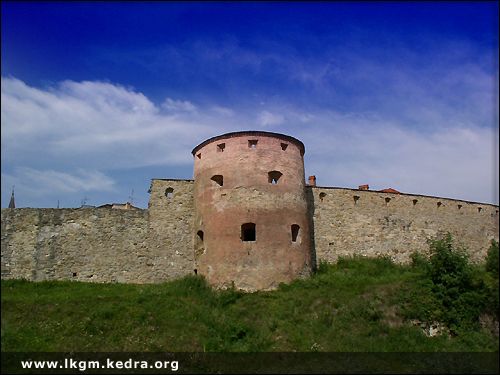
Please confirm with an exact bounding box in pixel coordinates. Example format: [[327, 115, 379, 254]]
[[2, 168, 115, 198], [1, 77, 221, 170], [1, 76, 233, 207], [1, 76, 497, 207], [258, 110, 285, 127], [296, 110, 498, 204], [211, 106, 234, 117], [161, 98, 197, 113]]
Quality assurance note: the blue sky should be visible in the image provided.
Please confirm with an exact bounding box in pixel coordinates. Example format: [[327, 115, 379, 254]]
[[2, 1, 498, 208]]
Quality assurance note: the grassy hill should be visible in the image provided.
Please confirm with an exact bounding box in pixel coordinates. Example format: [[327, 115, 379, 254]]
[[2, 237, 498, 354]]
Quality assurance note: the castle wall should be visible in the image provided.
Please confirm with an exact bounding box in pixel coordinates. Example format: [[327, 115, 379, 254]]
[[1, 179, 196, 283], [308, 187, 499, 264], [147, 179, 195, 281], [1, 208, 150, 282], [1, 182, 498, 285]]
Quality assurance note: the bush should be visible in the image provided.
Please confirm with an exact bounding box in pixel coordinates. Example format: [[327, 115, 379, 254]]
[[403, 234, 495, 333], [485, 240, 499, 278], [486, 278, 499, 319], [427, 234, 472, 291], [316, 261, 330, 274], [410, 252, 429, 271], [484, 240, 499, 319]]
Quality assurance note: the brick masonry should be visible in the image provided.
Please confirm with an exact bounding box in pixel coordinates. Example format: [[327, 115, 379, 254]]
[[192, 133, 311, 290]]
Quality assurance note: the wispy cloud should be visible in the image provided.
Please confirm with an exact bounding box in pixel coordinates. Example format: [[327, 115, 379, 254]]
[[3, 168, 115, 196], [1, 76, 497, 208], [162, 98, 197, 113], [258, 110, 285, 127], [211, 106, 234, 117], [293, 110, 497, 204], [1, 77, 220, 170]]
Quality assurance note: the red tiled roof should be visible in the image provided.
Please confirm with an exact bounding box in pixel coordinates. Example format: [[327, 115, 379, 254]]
[[379, 188, 400, 194]]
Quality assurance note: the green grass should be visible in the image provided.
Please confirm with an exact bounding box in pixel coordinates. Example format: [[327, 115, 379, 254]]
[[2, 253, 498, 352]]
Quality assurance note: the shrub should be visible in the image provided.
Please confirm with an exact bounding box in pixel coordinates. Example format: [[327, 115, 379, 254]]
[[485, 239, 499, 278], [484, 240, 499, 319], [427, 234, 472, 291], [316, 261, 330, 274], [486, 278, 499, 319], [403, 234, 495, 333], [410, 252, 429, 272]]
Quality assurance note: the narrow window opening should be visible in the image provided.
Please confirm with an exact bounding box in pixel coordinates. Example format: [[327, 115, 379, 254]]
[[385, 197, 391, 204], [72, 272, 77, 277], [195, 230, 205, 256], [478, 207, 482, 213], [458, 204, 462, 210], [217, 143, 225, 152], [319, 192, 326, 202], [281, 143, 288, 151], [211, 175, 223, 187], [437, 202, 442, 208], [196, 153, 201, 159], [248, 140, 258, 149], [353, 195, 360, 204], [241, 223, 256, 242], [165, 188, 174, 198], [412, 199, 418, 206], [291, 224, 300, 243], [268, 171, 283, 184], [194, 269, 198, 275]]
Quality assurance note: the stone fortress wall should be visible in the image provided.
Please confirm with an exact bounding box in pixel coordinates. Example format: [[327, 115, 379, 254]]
[[1, 130, 498, 288], [1, 208, 150, 283], [2, 181, 497, 285], [1, 179, 195, 284], [308, 186, 499, 266]]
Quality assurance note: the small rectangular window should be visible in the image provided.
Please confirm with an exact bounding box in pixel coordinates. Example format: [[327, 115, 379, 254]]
[[241, 223, 256, 241], [248, 140, 258, 149], [211, 175, 223, 187], [165, 188, 174, 198], [217, 143, 225, 152], [281, 143, 288, 151], [291, 224, 300, 243]]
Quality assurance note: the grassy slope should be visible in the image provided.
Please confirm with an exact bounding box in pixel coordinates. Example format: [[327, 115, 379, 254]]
[[1, 257, 498, 352]]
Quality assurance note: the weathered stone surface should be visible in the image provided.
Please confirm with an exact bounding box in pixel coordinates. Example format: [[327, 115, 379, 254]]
[[1, 180, 195, 283], [147, 179, 195, 282], [308, 187, 499, 264], [1, 208, 149, 282], [1, 131, 498, 289]]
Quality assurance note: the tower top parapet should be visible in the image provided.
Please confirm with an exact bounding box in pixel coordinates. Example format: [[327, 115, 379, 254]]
[[191, 130, 305, 156]]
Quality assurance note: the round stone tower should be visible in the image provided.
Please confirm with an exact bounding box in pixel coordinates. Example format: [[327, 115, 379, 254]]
[[191, 131, 311, 291]]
